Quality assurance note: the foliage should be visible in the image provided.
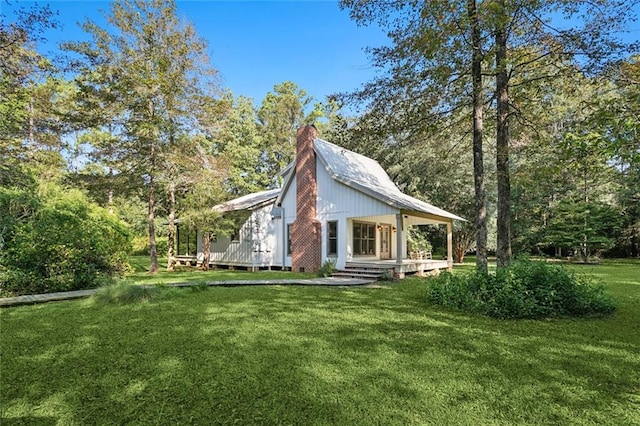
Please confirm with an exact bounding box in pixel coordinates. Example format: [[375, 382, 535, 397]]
[[426, 260, 615, 319], [2, 260, 638, 424], [318, 258, 337, 278], [93, 280, 162, 304], [64, 0, 219, 273], [543, 199, 622, 261], [378, 268, 394, 282], [339, 0, 638, 267], [257, 81, 323, 187], [407, 227, 433, 254], [594, 56, 640, 257], [131, 235, 168, 256], [190, 281, 209, 292], [208, 91, 268, 194], [0, 183, 132, 296]]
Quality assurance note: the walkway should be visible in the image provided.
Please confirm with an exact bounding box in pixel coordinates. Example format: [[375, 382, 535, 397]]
[[0, 277, 377, 308]]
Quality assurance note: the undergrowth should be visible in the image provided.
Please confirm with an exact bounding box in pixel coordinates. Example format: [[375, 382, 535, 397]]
[[93, 281, 176, 304], [426, 259, 616, 319]]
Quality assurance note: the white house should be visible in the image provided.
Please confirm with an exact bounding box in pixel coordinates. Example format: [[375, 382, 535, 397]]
[[186, 125, 464, 278]]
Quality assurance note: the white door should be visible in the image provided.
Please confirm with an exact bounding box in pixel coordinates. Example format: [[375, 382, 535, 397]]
[[380, 224, 391, 260]]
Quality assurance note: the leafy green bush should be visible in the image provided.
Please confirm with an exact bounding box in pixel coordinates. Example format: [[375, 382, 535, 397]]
[[0, 183, 132, 296], [318, 258, 337, 278], [426, 260, 615, 319], [379, 269, 395, 282]]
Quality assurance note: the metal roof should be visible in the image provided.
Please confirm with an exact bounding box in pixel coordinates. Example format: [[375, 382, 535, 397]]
[[212, 188, 280, 213], [314, 138, 465, 222], [214, 139, 464, 222]]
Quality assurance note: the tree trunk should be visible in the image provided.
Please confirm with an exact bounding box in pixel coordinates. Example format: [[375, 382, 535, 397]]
[[454, 243, 466, 264], [469, 0, 488, 274], [28, 97, 36, 154], [166, 179, 176, 271], [107, 168, 114, 214], [495, 2, 512, 268], [201, 231, 211, 271], [148, 174, 159, 273]]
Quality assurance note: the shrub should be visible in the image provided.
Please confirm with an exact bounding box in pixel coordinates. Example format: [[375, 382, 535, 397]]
[[0, 183, 132, 296], [426, 260, 615, 319], [379, 269, 395, 282], [318, 258, 337, 278]]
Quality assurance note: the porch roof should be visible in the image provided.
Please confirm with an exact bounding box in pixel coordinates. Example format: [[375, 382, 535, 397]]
[[213, 188, 280, 213]]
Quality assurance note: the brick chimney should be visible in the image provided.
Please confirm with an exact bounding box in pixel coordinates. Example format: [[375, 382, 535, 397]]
[[291, 125, 322, 273]]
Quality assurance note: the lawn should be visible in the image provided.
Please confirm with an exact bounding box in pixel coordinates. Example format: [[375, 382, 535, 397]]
[[1, 260, 639, 425], [128, 256, 314, 285]]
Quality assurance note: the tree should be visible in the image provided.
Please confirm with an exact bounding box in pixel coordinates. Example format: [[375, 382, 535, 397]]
[[64, 0, 218, 273], [0, 1, 62, 183], [257, 81, 322, 187], [593, 56, 640, 257], [177, 144, 228, 271], [339, 0, 492, 272], [340, 0, 638, 268], [544, 199, 621, 262], [208, 91, 267, 195]]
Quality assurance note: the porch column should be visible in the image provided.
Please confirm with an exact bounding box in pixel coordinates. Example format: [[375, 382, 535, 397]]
[[446, 220, 453, 271], [396, 214, 403, 266]]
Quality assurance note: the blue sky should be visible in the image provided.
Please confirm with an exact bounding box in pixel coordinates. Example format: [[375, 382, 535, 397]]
[[3, 1, 639, 107], [2, 0, 389, 105]]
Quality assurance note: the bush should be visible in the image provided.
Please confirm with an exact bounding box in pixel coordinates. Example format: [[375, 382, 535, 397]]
[[426, 260, 615, 319], [379, 269, 395, 282], [0, 183, 132, 296], [318, 258, 337, 278]]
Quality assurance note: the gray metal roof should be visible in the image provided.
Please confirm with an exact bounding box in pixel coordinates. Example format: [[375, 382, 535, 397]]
[[213, 188, 280, 213], [314, 138, 465, 221], [214, 139, 464, 222]]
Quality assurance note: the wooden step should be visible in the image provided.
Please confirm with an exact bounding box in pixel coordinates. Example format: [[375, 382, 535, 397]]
[[337, 268, 386, 274], [331, 272, 381, 280], [345, 263, 395, 270]]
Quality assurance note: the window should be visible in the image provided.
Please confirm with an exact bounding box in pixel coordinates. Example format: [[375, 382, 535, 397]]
[[327, 221, 338, 256], [353, 222, 376, 255], [287, 224, 293, 255]]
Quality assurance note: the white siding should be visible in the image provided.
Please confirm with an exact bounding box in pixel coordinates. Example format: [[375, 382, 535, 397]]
[[198, 204, 282, 268], [280, 174, 297, 268], [316, 162, 400, 269]]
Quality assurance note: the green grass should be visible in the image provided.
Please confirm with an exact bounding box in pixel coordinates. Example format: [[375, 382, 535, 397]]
[[2, 260, 639, 424], [128, 255, 313, 285]]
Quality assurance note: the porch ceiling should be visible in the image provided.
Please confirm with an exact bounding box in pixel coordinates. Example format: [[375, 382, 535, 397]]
[[349, 212, 452, 226]]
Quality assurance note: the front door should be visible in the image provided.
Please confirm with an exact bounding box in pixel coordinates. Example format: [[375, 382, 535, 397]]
[[380, 224, 391, 259]]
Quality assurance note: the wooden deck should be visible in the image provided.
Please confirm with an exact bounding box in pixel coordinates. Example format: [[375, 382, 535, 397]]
[[346, 258, 451, 277]]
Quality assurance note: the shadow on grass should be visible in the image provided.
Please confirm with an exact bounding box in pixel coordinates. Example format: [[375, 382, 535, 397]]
[[2, 263, 639, 424]]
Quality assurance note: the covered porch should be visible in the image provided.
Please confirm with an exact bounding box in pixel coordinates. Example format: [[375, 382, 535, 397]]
[[344, 210, 454, 279]]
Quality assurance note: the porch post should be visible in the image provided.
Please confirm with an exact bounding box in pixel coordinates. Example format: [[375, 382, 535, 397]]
[[395, 214, 403, 266], [395, 213, 404, 279], [446, 220, 453, 271]]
